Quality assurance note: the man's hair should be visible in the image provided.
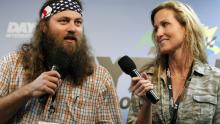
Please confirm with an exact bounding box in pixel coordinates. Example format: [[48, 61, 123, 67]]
[[20, 0, 94, 84], [141, 0, 207, 83], [20, 21, 46, 83]]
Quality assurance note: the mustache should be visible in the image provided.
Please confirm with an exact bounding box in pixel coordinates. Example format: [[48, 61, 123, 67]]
[[64, 33, 78, 41]]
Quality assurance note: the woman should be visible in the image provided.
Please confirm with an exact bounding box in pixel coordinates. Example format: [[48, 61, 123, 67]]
[[127, 1, 220, 124]]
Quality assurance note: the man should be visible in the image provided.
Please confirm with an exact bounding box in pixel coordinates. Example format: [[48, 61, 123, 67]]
[[0, 0, 122, 123]]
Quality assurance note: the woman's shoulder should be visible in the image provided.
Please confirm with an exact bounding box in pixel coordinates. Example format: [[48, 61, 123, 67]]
[[194, 60, 220, 77], [206, 65, 220, 76]]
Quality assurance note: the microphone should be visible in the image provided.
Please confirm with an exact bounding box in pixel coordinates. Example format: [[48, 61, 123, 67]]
[[39, 65, 59, 104], [118, 55, 159, 104], [39, 48, 71, 104]]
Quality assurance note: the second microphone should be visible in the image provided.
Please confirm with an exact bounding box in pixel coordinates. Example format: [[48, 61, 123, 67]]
[[118, 55, 159, 104]]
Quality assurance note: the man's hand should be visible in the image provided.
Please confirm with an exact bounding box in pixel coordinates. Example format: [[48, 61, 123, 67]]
[[26, 70, 61, 97]]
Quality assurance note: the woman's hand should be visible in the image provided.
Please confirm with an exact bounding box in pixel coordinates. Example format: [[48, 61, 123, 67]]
[[129, 72, 153, 99]]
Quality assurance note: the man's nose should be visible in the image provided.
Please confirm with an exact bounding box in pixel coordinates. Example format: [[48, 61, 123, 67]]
[[67, 21, 77, 32]]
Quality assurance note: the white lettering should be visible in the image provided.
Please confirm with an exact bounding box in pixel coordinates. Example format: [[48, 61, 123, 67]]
[[7, 22, 36, 34], [7, 22, 18, 33]]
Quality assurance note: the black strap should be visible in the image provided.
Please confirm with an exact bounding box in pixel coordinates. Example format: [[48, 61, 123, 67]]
[[166, 69, 179, 124], [166, 64, 193, 124]]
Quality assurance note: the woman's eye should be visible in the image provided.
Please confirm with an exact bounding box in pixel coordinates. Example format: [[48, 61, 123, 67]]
[[162, 22, 169, 27], [154, 27, 158, 32]]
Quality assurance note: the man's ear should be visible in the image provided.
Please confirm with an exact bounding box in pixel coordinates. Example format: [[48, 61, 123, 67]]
[[40, 21, 47, 33]]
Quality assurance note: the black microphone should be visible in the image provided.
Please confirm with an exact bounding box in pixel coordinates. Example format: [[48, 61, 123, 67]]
[[118, 55, 159, 104], [39, 48, 71, 104], [39, 65, 59, 104]]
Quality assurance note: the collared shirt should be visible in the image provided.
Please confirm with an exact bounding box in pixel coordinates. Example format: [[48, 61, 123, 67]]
[[0, 52, 122, 124], [127, 59, 220, 124]]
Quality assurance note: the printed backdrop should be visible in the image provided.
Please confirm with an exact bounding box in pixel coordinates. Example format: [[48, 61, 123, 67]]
[[1, 0, 220, 123]]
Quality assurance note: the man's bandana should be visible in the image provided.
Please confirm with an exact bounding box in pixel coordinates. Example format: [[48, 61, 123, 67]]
[[41, 0, 82, 19]]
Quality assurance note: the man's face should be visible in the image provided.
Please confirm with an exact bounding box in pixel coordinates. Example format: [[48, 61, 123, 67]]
[[44, 10, 83, 55]]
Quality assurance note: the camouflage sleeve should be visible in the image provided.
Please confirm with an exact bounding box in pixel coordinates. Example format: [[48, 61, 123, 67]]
[[127, 94, 144, 124], [213, 79, 220, 123]]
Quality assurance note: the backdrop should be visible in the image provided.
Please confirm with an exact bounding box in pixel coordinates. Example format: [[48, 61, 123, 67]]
[[1, 0, 220, 123]]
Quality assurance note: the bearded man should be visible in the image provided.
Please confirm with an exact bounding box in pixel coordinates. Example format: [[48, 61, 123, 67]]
[[0, 0, 122, 123]]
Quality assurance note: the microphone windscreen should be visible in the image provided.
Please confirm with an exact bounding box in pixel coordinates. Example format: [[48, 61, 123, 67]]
[[118, 55, 136, 75]]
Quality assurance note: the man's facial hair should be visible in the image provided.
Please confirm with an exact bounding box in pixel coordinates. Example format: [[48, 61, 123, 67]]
[[41, 32, 93, 84]]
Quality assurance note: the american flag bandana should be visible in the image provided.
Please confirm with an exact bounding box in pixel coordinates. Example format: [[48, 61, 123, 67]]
[[41, 0, 82, 19]]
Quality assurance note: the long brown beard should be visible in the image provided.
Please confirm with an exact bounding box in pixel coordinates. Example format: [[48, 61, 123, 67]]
[[41, 32, 94, 84]]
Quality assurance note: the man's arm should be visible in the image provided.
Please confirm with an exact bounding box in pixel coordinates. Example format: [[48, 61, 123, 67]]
[[0, 85, 31, 124], [0, 70, 61, 123]]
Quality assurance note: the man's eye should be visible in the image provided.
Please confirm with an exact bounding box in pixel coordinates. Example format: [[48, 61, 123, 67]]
[[59, 19, 69, 24], [75, 20, 82, 25]]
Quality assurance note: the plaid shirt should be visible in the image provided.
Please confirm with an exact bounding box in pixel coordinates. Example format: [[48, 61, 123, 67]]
[[127, 59, 220, 124], [0, 52, 122, 124]]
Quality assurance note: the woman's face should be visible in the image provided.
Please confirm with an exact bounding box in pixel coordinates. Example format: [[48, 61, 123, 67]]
[[153, 8, 186, 54]]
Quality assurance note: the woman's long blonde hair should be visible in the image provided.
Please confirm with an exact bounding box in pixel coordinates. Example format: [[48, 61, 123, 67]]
[[142, 0, 207, 83]]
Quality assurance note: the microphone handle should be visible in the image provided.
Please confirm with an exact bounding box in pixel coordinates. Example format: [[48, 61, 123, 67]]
[[146, 90, 159, 104], [39, 65, 58, 104], [130, 69, 159, 104], [39, 94, 49, 104]]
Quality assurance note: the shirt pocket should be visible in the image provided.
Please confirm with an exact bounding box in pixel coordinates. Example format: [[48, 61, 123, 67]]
[[192, 94, 217, 122], [67, 94, 97, 123]]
